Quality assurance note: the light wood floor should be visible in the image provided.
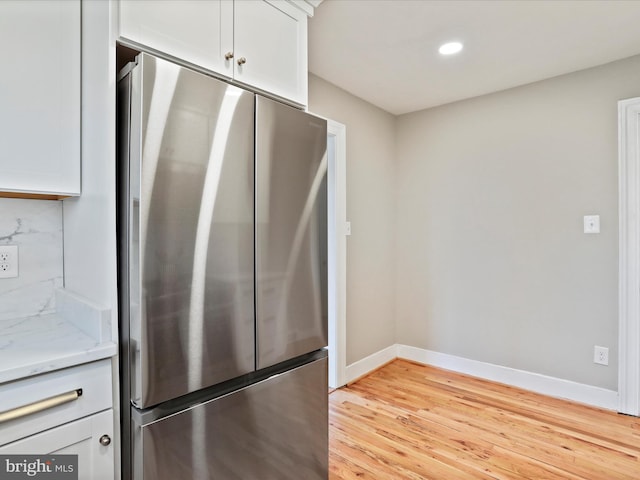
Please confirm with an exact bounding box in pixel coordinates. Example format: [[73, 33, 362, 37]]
[[329, 359, 640, 479]]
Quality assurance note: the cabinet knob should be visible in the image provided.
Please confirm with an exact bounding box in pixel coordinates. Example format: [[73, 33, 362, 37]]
[[237, 57, 247, 66], [99, 434, 111, 446], [224, 52, 234, 60]]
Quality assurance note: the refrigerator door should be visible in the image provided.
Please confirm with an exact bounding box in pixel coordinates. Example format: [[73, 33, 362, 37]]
[[124, 54, 255, 408], [255, 97, 328, 369], [132, 356, 328, 480]]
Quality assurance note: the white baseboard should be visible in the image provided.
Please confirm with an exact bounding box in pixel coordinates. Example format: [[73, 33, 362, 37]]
[[345, 345, 397, 384], [346, 344, 618, 411]]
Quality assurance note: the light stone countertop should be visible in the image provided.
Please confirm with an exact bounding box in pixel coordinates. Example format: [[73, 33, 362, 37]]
[[0, 290, 117, 385]]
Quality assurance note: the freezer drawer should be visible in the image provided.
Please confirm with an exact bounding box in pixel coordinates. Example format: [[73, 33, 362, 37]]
[[256, 96, 328, 369], [132, 356, 328, 480]]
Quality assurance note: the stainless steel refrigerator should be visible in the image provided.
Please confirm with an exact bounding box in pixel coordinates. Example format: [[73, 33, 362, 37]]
[[117, 53, 328, 480]]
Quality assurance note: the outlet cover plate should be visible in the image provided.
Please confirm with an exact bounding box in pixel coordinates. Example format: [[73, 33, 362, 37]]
[[0, 245, 18, 279], [594, 345, 609, 366]]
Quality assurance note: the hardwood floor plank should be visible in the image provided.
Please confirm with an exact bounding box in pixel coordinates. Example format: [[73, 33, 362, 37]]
[[332, 404, 496, 478], [329, 360, 640, 479], [335, 397, 585, 480], [332, 400, 518, 479]]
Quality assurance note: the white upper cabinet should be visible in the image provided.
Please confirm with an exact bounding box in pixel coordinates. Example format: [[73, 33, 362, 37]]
[[0, 0, 81, 197], [118, 0, 309, 106], [233, 1, 307, 105], [119, 0, 233, 78]]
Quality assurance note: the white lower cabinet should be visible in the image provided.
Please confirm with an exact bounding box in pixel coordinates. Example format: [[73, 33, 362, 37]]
[[0, 360, 115, 479], [0, 410, 114, 480]]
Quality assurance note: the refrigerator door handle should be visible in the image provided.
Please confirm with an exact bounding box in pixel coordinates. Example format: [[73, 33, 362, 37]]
[[128, 61, 144, 408]]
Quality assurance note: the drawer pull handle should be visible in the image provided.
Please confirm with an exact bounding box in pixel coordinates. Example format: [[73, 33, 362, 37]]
[[0, 389, 83, 424]]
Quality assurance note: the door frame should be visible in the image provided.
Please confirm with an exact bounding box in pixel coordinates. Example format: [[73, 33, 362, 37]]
[[618, 97, 640, 416], [326, 119, 347, 389]]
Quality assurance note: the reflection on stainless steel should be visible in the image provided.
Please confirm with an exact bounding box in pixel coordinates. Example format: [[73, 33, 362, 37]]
[[191, 407, 209, 478], [276, 152, 327, 350], [128, 55, 255, 409], [137, 59, 182, 409], [134, 358, 328, 480], [139, 58, 180, 311], [185, 87, 244, 480], [188, 87, 243, 392], [256, 97, 329, 369]]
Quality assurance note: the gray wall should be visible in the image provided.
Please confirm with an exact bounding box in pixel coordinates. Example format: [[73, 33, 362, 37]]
[[308, 74, 397, 364], [309, 56, 640, 389], [396, 55, 640, 390]]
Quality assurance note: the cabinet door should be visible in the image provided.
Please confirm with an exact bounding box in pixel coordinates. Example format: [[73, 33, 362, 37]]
[[0, 410, 114, 480], [234, 0, 308, 106], [119, 0, 233, 77], [0, 0, 80, 196]]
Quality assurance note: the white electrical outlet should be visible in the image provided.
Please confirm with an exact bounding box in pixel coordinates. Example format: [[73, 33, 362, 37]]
[[0, 245, 18, 279], [594, 345, 609, 366]]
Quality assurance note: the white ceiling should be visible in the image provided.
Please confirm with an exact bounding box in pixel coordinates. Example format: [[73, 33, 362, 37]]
[[308, 0, 640, 115]]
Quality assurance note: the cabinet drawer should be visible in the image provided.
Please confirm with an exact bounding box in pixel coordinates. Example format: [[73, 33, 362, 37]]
[[0, 360, 112, 446]]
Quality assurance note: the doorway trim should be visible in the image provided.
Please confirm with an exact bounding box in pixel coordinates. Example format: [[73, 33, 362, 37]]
[[618, 97, 640, 416], [327, 119, 347, 389]]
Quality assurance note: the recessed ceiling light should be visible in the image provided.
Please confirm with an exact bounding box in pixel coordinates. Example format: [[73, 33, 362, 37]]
[[439, 42, 463, 55]]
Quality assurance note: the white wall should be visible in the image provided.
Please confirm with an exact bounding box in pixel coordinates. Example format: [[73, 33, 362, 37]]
[[396, 55, 640, 390], [63, 0, 118, 338], [308, 74, 397, 364]]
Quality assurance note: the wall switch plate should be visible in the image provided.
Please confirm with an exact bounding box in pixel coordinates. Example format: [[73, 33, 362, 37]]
[[594, 345, 609, 366], [0, 245, 18, 279], [584, 215, 600, 234], [345, 221, 351, 236]]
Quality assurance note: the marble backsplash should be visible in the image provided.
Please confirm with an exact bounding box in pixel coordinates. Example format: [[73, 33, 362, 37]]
[[0, 198, 63, 321]]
